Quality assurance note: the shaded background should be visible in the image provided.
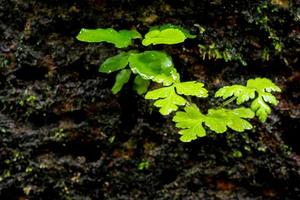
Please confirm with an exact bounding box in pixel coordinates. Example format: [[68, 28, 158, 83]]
[[0, 0, 299, 199]]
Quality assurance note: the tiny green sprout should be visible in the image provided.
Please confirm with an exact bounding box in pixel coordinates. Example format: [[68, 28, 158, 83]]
[[215, 78, 281, 122], [232, 150, 243, 158], [25, 166, 33, 173], [0, 55, 10, 68], [262, 48, 270, 61], [195, 24, 206, 34], [0, 170, 11, 182], [198, 43, 247, 66], [108, 136, 115, 144], [52, 128, 66, 140], [19, 95, 37, 107], [26, 95, 37, 105], [23, 185, 32, 195], [138, 160, 150, 170]]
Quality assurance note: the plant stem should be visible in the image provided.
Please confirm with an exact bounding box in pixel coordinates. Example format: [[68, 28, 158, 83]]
[[222, 96, 237, 107]]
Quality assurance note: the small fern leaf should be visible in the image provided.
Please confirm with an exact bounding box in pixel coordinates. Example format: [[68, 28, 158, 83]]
[[215, 85, 255, 104], [153, 93, 186, 115], [215, 78, 281, 122], [145, 86, 186, 115], [226, 108, 254, 131], [204, 116, 228, 133], [250, 97, 271, 122], [246, 78, 281, 93], [261, 92, 278, 105], [175, 81, 208, 97], [246, 78, 281, 122], [205, 108, 254, 133], [173, 105, 206, 142]]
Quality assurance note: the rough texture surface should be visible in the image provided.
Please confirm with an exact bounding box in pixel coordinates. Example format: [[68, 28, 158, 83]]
[[0, 0, 300, 199]]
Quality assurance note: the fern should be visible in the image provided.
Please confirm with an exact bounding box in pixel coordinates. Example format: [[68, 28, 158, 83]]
[[145, 81, 208, 115], [76, 25, 282, 143], [172, 105, 206, 142], [145, 86, 186, 115], [205, 107, 254, 133], [215, 78, 281, 122], [173, 105, 254, 142], [215, 85, 256, 105], [247, 78, 281, 122]]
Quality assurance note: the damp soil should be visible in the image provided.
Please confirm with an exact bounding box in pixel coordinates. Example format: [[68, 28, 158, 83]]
[[0, 0, 300, 199]]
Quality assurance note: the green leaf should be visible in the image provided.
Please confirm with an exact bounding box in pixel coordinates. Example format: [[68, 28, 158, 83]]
[[215, 78, 281, 122], [246, 78, 281, 93], [261, 92, 278, 105], [145, 86, 186, 115], [133, 75, 150, 95], [128, 51, 179, 86], [250, 96, 271, 122], [205, 108, 254, 133], [151, 24, 196, 39], [175, 81, 208, 98], [111, 69, 131, 94], [142, 29, 186, 46], [144, 80, 208, 115], [152, 69, 180, 86], [142, 24, 196, 46], [231, 107, 256, 118], [246, 78, 281, 122], [99, 52, 130, 73], [173, 105, 254, 142], [153, 93, 186, 115], [173, 105, 206, 142], [76, 28, 141, 48], [215, 85, 256, 104]]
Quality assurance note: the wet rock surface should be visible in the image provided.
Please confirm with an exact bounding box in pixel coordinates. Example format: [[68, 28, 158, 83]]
[[0, 0, 300, 199]]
